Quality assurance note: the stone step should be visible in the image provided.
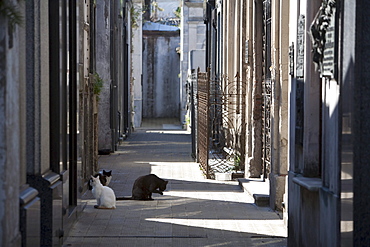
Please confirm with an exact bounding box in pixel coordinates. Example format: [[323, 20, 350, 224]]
[[253, 194, 270, 207], [238, 178, 270, 207]]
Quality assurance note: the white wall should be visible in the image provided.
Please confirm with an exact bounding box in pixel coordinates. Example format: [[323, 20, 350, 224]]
[[131, 1, 144, 128]]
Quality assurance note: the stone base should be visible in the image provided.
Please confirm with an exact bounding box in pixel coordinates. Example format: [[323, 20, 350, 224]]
[[253, 194, 270, 207], [20, 186, 40, 246], [215, 172, 232, 181]]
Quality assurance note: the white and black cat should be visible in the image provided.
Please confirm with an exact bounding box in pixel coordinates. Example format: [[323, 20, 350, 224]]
[[88, 170, 112, 190], [117, 174, 168, 200], [102, 169, 112, 185], [90, 175, 116, 209]]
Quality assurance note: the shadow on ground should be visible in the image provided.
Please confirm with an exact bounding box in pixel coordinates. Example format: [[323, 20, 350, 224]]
[[68, 122, 286, 247]]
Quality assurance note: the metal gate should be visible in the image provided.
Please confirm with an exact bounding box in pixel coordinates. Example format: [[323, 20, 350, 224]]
[[196, 69, 246, 179], [262, 0, 272, 179], [190, 70, 198, 160], [262, 79, 272, 179], [197, 68, 210, 177]]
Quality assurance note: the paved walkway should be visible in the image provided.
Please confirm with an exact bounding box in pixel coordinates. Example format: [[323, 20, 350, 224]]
[[63, 119, 287, 246]]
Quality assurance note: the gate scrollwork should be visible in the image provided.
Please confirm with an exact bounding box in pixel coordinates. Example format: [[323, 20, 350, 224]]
[[197, 70, 246, 179]]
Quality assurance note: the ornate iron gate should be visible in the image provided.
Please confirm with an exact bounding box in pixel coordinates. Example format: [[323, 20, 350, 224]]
[[196, 69, 246, 179], [197, 68, 210, 178], [262, 79, 272, 179], [262, 0, 272, 179]]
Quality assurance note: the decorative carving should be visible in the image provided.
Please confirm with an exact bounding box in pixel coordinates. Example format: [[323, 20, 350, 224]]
[[310, 0, 337, 77], [245, 40, 249, 64], [289, 43, 294, 76], [297, 15, 305, 78]]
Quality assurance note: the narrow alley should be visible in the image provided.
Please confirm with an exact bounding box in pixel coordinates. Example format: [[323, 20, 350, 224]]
[[4, 0, 370, 245], [63, 119, 287, 247]]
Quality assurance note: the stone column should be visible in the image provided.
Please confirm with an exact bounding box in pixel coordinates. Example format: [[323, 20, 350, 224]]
[[248, 0, 263, 178], [131, 0, 143, 128], [269, 0, 289, 211]]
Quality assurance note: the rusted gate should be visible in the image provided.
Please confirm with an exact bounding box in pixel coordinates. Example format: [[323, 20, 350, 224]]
[[197, 68, 210, 178], [196, 69, 246, 179]]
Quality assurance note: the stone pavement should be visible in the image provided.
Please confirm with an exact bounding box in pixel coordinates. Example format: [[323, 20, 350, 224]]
[[63, 119, 287, 247]]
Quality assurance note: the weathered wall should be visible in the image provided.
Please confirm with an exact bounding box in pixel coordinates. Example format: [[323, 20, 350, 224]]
[[0, 1, 132, 246], [142, 32, 180, 118], [288, 0, 323, 244], [288, 0, 340, 246], [349, 1, 370, 245], [96, 0, 112, 150], [96, 1, 130, 151], [0, 9, 22, 246], [340, 1, 355, 245]]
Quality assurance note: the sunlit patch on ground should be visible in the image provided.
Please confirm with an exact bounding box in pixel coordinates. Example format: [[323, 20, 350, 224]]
[[145, 218, 287, 237]]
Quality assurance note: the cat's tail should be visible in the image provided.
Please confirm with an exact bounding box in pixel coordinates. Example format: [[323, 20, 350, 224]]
[[116, 196, 133, 200]]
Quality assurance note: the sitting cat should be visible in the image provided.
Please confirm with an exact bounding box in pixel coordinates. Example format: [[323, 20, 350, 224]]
[[116, 174, 168, 200], [102, 170, 112, 185], [88, 170, 112, 190], [90, 175, 116, 209]]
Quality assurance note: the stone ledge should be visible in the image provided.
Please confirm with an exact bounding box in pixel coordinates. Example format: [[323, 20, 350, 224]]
[[253, 194, 270, 207], [292, 177, 322, 192], [20, 186, 39, 206]]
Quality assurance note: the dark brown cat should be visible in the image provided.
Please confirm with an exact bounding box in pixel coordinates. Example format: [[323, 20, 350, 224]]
[[116, 174, 168, 200]]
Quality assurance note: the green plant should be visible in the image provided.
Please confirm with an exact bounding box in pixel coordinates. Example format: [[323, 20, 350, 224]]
[[233, 154, 241, 171], [186, 116, 190, 125], [130, 5, 148, 29], [92, 73, 104, 101], [130, 6, 140, 29], [174, 6, 181, 19]]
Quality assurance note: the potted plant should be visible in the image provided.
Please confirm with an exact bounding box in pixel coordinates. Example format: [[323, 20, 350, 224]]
[[232, 154, 245, 179]]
